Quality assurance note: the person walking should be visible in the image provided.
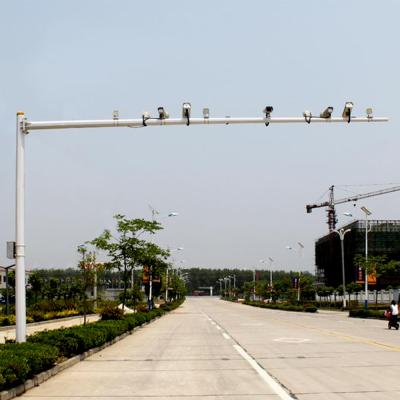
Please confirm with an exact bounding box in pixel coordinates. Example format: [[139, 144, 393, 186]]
[[389, 300, 399, 330]]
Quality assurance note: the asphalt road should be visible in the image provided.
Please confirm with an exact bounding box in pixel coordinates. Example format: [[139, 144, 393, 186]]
[[21, 297, 400, 400]]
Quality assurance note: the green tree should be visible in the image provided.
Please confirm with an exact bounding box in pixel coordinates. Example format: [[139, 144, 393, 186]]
[[90, 214, 169, 308], [346, 281, 362, 306], [28, 272, 43, 303], [77, 245, 98, 324], [243, 282, 254, 301], [122, 285, 144, 311], [167, 273, 187, 301], [354, 254, 387, 278], [45, 278, 59, 300]]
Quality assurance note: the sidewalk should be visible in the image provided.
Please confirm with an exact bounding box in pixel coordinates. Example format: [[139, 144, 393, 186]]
[[0, 314, 100, 343]]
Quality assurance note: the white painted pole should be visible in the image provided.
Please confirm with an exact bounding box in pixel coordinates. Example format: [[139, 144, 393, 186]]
[[365, 215, 369, 309], [16, 112, 26, 342], [253, 269, 256, 301], [334, 228, 351, 309], [25, 116, 389, 131]]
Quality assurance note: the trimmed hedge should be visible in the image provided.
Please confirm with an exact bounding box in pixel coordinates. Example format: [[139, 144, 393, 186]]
[[0, 298, 185, 391], [27, 308, 170, 358], [0, 343, 58, 390], [349, 309, 386, 320], [243, 301, 318, 313]]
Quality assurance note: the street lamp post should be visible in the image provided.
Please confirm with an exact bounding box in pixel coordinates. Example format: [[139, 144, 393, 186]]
[[361, 206, 372, 310], [286, 243, 303, 302], [218, 279, 223, 297], [333, 228, 351, 308], [297, 242, 304, 302], [253, 268, 256, 301], [166, 247, 183, 303], [268, 257, 274, 302], [13, 107, 388, 341], [148, 211, 179, 310]]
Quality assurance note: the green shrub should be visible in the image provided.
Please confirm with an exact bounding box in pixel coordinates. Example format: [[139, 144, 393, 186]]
[[100, 304, 124, 320], [136, 303, 148, 313], [28, 329, 81, 358], [29, 299, 78, 312], [0, 315, 16, 326], [349, 309, 386, 319], [243, 300, 317, 313], [304, 305, 318, 313], [0, 343, 58, 391], [0, 352, 29, 390]]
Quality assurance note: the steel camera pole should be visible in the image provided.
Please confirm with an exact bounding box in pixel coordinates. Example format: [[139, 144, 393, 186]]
[[15, 108, 388, 341]]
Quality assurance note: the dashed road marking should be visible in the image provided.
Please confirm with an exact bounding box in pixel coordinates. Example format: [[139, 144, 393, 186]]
[[222, 332, 231, 340]]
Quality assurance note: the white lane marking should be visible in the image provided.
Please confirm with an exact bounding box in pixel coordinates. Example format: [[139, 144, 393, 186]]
[[216, 325, 222, 330], [233, 344, 294, 400], [273, 337, 310, 344], [222, 332, 231, 340], [211, 321, 216, 325]]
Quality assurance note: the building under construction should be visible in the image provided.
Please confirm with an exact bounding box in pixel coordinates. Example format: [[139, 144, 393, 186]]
[[315, 220, 400, 288]]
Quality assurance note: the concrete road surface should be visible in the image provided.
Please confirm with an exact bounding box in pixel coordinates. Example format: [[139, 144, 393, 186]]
[[21, 297, 400, 400]]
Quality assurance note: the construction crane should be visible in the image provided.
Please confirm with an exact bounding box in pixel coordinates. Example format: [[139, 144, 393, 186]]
[[306, 185, 400, 232]]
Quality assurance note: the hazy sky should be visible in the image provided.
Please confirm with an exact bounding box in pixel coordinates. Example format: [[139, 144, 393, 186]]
[[1, 1, 399, 272]]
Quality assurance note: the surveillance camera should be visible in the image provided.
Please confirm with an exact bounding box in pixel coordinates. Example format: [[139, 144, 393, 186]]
[[320, 106, 333, 119], [182, 102, 191, 119], [264, 106, 274, 114], [203, 108, 210, 119], [263, 106, 273, 126], [342, 101, 353, 122], [303, 110, 312, 124], [158, 107, 169, 119]]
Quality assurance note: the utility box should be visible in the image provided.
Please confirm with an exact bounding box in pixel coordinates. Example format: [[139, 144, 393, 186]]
[[7, 241, 16, 259]]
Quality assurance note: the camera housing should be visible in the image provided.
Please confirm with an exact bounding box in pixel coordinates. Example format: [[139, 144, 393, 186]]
[[320, 106, 333, 119]]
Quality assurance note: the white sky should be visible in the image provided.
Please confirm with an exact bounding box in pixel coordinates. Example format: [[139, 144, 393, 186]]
[[1, 1, 399, 272]]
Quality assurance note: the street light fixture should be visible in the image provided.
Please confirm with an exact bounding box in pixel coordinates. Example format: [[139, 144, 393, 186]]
[[333, 228, 351, 308], [361, 206, 372, 309]]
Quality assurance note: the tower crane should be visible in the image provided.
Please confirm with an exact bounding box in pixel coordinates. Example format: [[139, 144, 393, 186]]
[[306, 185, 400, 232]]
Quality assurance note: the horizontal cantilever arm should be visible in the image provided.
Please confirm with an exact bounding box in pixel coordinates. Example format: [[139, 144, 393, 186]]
[[24, 116, 389, 132]]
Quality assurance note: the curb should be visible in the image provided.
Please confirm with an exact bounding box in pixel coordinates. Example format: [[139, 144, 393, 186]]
[[0, 316, 161, 400]]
